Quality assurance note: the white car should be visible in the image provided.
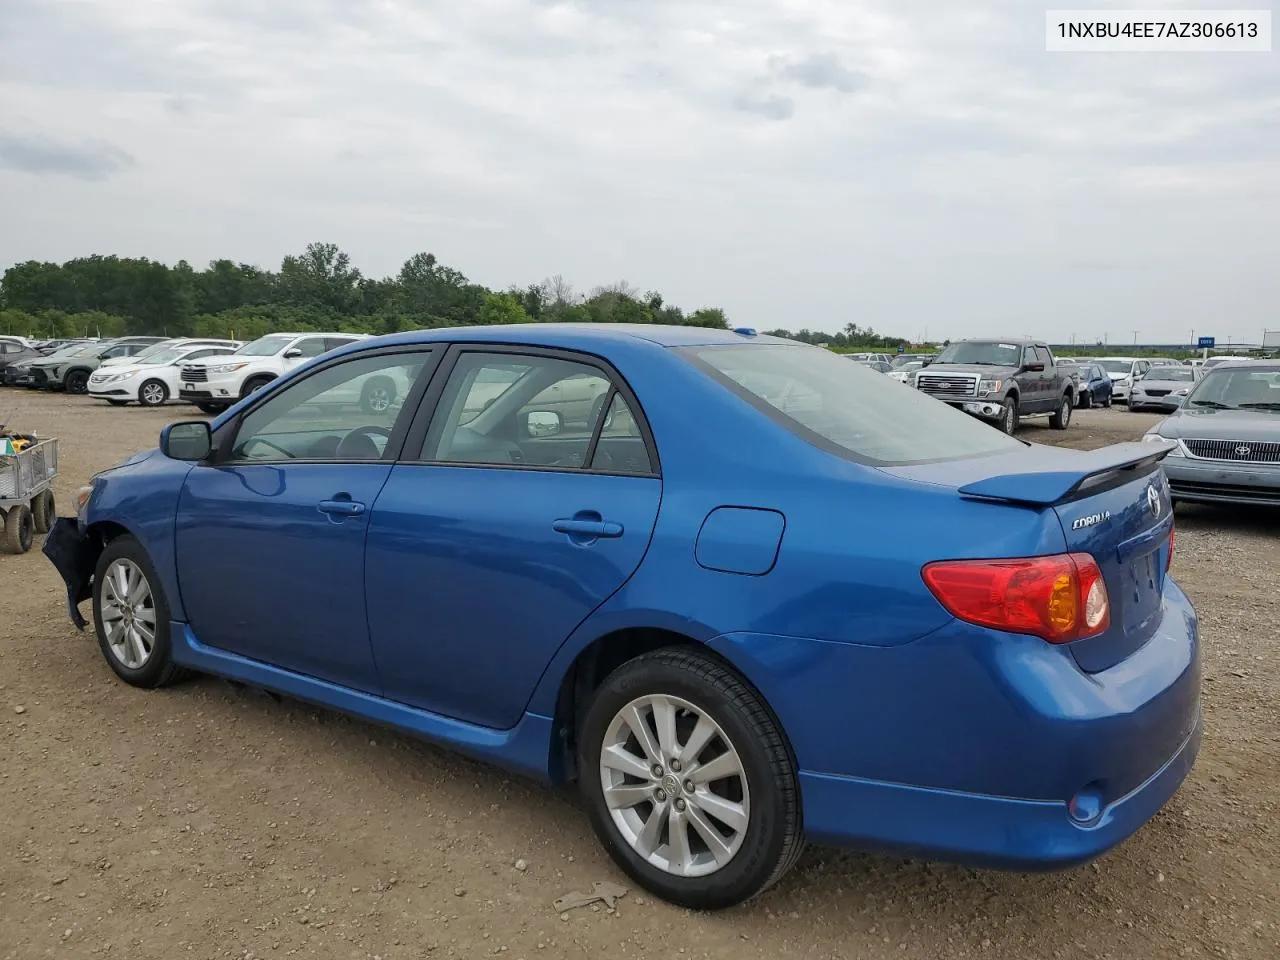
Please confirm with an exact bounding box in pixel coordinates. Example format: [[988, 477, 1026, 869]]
[[887, 360, 925, 383], [177, 332, 367, 414], [88, 342, 244, 407], [1095, 357, 1153, 403], [97, 337, 242, 370]]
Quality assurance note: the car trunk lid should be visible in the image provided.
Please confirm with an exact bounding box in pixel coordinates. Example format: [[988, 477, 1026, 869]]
[[885, 441, 1177, 673]]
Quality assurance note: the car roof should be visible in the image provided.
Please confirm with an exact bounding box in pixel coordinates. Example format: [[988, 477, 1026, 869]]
[[1096, 356, 1139, 362], [367, 323, 791, 350], [1211, 358, 1274, 370]]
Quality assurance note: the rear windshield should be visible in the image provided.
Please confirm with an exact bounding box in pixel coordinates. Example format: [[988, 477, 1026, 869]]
[[682, 343, 1024, 465]]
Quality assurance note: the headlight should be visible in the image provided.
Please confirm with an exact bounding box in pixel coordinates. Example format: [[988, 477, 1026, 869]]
[[1174, 388, 1189, 396], [75, 485, 94, 515], [1115, 376, 1130, 384], [207, 362, 248, 374], [978, 378, 1003, 394], [1143, 432, 1183, 455]]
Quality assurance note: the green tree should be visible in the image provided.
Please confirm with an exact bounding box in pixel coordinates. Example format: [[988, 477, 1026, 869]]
[[476, 291, 531, 326]]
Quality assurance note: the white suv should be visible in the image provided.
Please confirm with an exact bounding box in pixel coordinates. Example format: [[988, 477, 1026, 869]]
[[177, 332, 366, 414]]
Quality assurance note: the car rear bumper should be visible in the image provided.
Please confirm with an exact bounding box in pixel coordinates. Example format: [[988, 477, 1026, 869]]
[[798, 713, 1200, 869], [1164, 456, 1280, 506], [709, 579, 1201, 868]]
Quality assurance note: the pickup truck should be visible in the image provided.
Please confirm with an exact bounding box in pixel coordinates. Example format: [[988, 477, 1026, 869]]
[[911, 338, 1075, 434]]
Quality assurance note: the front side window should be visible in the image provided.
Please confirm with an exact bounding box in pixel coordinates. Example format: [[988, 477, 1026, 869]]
[[421, 352, 649, 472], [230, 351, 431, 462], [292, 338, 329, 359], [683, 343, 1024, 466]]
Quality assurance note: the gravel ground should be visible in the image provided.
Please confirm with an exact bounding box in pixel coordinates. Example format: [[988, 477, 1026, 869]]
[[1, 394, 1277, 960]]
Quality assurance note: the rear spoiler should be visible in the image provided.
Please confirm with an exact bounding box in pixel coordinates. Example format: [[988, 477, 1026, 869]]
[[957, 441, 1176, 507]]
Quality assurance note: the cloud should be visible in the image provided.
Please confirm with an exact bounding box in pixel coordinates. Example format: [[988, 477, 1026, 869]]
[[733, 92, 796, 121], [776, 53, 866, 94], [0, 134, 136, 181], [0, 0, 1275, 341]]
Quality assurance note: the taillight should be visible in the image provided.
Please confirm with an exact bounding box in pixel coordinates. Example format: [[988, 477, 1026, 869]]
[[922, 553, 1110, 644], [1167, 526, 1175, 569]]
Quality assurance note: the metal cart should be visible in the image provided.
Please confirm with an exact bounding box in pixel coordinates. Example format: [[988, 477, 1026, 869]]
[[1, 437, 58, 554]]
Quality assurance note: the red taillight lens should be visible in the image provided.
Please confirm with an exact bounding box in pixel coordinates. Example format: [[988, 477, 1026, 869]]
[[922, 553, 1110, 643], [1167, 526, 1175, 569]]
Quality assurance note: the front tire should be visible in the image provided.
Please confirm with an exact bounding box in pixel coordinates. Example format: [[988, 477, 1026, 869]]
[[138, 379, 169, 407], [64, 370, 90, 394], [31, 489, 55, 534], [91, 535, 187, 688], [196, 402, 227, 416], [1000, 397, 1019, 435], [1103, 392, 1112, 408], [1079, 390, 1092, 409], [360, 375, 397, 415], [106, 399, 128, 407], [578, 648, 803, 910], [241, 375, 274, 399], [1050, 395, 1072, 429]]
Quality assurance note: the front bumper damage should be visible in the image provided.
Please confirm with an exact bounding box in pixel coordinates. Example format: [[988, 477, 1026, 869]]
[[41, 517, 101, 630]]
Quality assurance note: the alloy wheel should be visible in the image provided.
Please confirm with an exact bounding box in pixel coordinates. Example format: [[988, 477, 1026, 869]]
[[100, 558, 157, 669], [599, 694, 750, 878]]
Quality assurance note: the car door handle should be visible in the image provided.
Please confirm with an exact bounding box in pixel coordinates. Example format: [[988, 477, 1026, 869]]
[[553, 518, 623, 538], [318, 499, 366, 517]]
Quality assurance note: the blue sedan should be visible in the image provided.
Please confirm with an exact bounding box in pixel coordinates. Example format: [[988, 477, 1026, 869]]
[[44, 324, 1200, 910]]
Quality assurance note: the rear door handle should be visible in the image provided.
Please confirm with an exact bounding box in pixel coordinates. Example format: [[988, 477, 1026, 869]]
[[318, 499, 366, 518], [553, 517, 623, 539]]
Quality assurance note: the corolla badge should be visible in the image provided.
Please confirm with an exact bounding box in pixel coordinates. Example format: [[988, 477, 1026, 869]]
[[1147, 484, 1162, 518], [1071, 510, 1111, 530]]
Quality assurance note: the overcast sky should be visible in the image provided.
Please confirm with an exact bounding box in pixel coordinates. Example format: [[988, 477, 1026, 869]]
[[1, 0, 1277, 343]]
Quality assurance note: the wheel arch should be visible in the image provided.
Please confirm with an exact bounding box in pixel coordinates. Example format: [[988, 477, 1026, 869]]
[[544, 624, 797, 785]]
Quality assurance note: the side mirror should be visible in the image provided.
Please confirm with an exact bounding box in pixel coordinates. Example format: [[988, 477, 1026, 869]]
[[160, 421, 212, 461], [283, 348, 303, 359], [1024, 362, 1046, 372], [525, 410, 563, 437]]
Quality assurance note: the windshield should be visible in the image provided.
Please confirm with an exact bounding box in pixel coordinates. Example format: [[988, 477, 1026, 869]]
[[934, 341, 1022, 366], [1187, 367, 1280, 409], [1148, 367, 1196, 382], [236, 336, 294, 357], [1097, 360, 1134, 374], [138, 346, 190, 365], [682, 343, 1024, 465]]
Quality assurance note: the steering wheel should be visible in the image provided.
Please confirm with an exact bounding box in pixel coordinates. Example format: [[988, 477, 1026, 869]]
[[337, 424, 392, 459]]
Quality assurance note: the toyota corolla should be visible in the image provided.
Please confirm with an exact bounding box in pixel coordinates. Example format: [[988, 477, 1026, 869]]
[[44, 324, 1199, 910]]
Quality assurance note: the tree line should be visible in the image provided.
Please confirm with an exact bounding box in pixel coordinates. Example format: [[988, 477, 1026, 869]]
[[0, 242, 907, 349]]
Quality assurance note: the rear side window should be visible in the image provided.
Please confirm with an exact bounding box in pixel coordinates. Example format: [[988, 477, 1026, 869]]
[[682, 344, 1024, 466]]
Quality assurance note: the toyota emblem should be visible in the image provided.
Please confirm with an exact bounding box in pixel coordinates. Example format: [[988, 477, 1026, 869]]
[[1146, 484, 1161, 518], [1235, 445, 1251, 457]]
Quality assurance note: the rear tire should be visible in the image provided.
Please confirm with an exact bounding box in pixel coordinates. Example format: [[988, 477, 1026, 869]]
[[138, 379, 169, 407], [91, 535, 188, 688], [1050, 395, 1073, 430], [31, 489, 55, 534], [578, 648, 804, 910], [1, 505, 34, 554]]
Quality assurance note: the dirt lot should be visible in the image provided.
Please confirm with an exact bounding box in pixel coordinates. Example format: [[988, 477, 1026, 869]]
[[2, 394, 1277, 960]]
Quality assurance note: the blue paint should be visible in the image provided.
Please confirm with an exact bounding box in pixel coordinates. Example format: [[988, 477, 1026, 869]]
[[694, 506, 785, 575], [63, 323, 1200, 873]]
